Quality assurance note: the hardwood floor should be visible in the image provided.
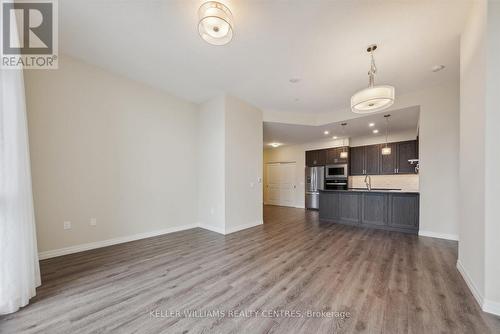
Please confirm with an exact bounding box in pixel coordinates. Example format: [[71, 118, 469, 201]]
[[2, 206, 499, 333]]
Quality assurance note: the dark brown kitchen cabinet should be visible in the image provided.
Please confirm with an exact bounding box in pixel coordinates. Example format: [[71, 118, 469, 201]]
[[349, 146, 365, 175], [380, 142, 397, 174], [396, 140, 418, 174], [349, 145, 380, 175], [326, 147, 349, 164], [305, 149, 326, 167], [365, 144, 381, 175]]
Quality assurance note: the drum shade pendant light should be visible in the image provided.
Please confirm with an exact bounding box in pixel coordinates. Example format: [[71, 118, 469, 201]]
[[198, 1, 234, 46], [381, 114, 392, 155], [351, 45, 395, 114], [340, 123, 348, 159]]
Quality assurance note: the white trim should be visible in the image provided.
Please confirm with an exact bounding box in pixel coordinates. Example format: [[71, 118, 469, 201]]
[[199, 220, 264, 235], [38, 223, 198, 260], [225, 220, 263, 234], [198, 222, 226, 235], [418, 230, 459, 241], [456, 260, 484, 308], [483, 299, 500, 316], [456, 260, 500, 316]]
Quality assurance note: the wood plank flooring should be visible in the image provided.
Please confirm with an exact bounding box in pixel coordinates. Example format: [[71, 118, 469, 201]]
[[1, 206, 499, 333]]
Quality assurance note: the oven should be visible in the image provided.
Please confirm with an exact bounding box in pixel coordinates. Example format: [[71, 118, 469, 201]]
[[325, 178, 348, 190], [325, 164, 348, 179]]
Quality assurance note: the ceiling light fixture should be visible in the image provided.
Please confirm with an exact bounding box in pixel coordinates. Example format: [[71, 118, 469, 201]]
[[351, 44, 395, 114], [340, 123, 348, 158], [269, 142, 282, 148], [381, 114, 392, 155], [373, 129, 379, 134], [198, 1, 234, 46], [332, 136, 338, 140], [289, 78, 301, 83], [324, 131, 330, 135], [369, 123, 375, 127]]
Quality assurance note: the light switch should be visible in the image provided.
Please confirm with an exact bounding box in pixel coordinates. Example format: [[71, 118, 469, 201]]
[[63, 221, 72, 230]]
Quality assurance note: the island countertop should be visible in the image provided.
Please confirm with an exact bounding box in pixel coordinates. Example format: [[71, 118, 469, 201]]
[[320, 188, 419, 194]]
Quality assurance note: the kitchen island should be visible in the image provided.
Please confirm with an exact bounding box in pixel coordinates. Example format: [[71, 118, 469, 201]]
[[319, 189, 419, 234]]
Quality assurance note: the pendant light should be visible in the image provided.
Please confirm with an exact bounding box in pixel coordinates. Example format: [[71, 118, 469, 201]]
[[198, 1, 234, 46], [381, 114, 392, 155], [340, 123, 348, 159], [351, 45, 395, 114]]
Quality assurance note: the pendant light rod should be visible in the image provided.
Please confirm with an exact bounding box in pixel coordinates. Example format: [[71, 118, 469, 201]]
[[384, 114, 390, 147], [367, 44, 378, 88]]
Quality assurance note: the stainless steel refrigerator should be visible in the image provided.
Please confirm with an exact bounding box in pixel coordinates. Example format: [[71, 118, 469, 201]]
[[305, 166, 324, 209]]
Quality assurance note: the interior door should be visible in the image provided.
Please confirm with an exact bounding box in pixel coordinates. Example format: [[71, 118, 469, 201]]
[[265, 163, 296, 207]]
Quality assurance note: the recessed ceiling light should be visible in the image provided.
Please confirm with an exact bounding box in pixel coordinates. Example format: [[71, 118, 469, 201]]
[[373, 129, 379, 134], [289, 78, 301, 83], [332, 136, 338, 139], [369, 123, 375, 127], [269, 142, 282, 148], [324, 131, 329, 135], [432, 65, 446, 72]]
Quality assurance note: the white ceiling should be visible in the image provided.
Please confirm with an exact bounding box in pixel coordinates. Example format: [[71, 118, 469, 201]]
[[59, 0, 469, 114], [264, 106, 419, 145]]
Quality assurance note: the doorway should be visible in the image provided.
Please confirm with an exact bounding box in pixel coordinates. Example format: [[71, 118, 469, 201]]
[[265, 163, 296, 207]]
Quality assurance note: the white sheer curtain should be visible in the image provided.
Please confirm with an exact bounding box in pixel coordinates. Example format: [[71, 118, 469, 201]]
[[0, 66, 41, 314]]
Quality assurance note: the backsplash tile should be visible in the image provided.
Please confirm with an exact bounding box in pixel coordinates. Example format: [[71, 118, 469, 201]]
[[349, 174, 419, 192]]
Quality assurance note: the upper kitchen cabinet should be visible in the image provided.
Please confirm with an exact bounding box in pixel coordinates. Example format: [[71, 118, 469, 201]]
[[380, 142, 398, 174], [396, 140, 418, 174], [350, 140, 418, 175], [305, 149, 326, 167], [326, 147, 349, 164], [365, 144, 381, 175], [349, 146, 365, 175], [349, 145, 380, 175]]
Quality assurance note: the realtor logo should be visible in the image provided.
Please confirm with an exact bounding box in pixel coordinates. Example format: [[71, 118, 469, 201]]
[[1, 0, 58, 69]]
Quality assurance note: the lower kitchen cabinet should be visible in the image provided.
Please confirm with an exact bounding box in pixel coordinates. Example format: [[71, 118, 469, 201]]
[[361, 193, 388, 227], [389, 193, 419, 229], [319, 190, 419, 233]]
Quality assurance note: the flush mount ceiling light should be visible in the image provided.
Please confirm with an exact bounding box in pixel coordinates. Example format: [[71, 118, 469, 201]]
[[340, 123, 348, 159], [323, 130, 330, 135], [269, 142, 282, 148], [373, 129, 379, 134], [369, 123, 375, 127], [351, 44, 395, 114], [198, 1, 233, 46], [381, 114, 392, 155]]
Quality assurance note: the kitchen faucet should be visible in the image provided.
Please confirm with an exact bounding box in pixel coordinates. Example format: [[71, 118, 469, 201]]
[[364, 174, 372, 191]]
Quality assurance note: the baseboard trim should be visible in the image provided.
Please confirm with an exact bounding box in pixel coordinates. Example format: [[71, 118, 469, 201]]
[[198, 222, 226, 235], [418, 230, 459, 241], [456, 260, 484, 309], [225, 220, 263, 235], [38, 223, 198, 260], [456, 260, 500, 316], [483, 299, 500, 316]]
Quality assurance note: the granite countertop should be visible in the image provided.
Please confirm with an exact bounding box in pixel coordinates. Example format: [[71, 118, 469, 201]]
[[320, 188, 419, 194]]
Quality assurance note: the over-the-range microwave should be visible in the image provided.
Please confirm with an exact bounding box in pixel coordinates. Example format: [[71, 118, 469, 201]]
[[325, 164, 348, 179]]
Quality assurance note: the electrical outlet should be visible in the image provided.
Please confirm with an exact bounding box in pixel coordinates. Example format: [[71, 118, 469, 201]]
[[63, 221, 72, 230], [90, 218, 97, 226]]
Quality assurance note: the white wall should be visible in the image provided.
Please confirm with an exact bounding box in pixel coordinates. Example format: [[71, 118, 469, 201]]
[[459, 0, 487, 302], [198, 96, 226, 233], [349, 128, 417, 147], [25, 55, 199, 253], [484, 0, 500, 308], [198, 95, 263, 234], [225, 95, 263, 232], [459, 0, 500, 315]]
